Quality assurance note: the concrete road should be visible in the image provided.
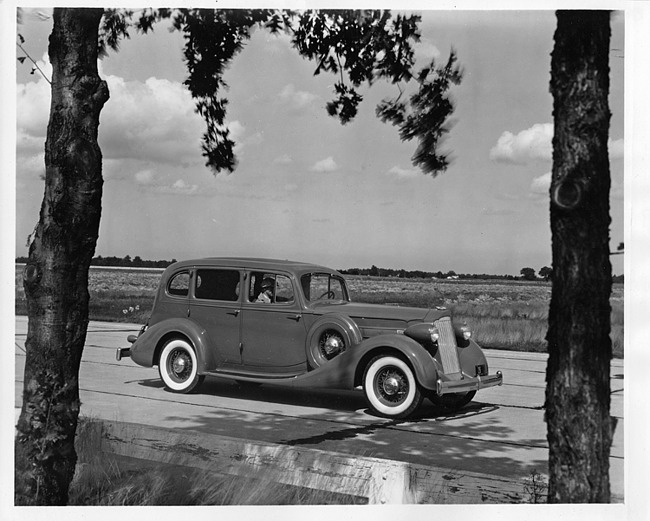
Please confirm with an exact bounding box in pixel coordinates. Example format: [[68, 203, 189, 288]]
[[14, 316, 624, 501]]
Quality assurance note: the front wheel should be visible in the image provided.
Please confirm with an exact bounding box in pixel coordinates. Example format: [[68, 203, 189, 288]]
[[363, 355, 423, 419], [158, 338, 205, 393]]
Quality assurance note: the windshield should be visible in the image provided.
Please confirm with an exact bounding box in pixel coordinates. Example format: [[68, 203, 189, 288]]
[[301, 273, 349, 302]]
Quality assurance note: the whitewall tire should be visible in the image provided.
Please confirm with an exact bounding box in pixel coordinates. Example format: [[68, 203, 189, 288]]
[[363, 355, 423, 419], [158, 338, 205, 393]]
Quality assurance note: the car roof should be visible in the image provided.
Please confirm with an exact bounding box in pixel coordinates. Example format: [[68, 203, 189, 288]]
[[167, 257, 342, 276]]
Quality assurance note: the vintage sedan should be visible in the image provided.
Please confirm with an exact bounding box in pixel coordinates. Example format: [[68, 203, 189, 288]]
[[116, 258, 503, 418]]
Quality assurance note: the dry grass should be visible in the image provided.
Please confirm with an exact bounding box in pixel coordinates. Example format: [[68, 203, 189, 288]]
[[14, 266, 624, 357], [69, 418, 364, 506]]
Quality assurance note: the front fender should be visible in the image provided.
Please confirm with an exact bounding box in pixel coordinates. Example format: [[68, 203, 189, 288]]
[[458, 338, 489, 373], [130, 318, 217, 373], [352, 334, 441, 391], [284, 333, 440, 391]]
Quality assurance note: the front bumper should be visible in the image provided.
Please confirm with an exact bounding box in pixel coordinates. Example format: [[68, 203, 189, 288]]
[[116, 347, 131, 361], [436, 371, 503, 395]]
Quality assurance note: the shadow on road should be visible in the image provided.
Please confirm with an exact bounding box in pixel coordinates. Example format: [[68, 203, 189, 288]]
[[133, 375, 548, 479]]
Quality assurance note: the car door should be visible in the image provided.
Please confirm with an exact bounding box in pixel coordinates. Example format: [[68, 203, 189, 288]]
[[240, 271, 307, 373], [189, 267, 243, 366]]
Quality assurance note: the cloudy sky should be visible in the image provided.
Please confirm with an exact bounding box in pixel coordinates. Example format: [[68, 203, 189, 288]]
[[12, 6, 626, 276]]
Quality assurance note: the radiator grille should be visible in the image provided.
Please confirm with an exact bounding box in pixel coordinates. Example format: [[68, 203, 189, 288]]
[[435, 317, 461, 375]]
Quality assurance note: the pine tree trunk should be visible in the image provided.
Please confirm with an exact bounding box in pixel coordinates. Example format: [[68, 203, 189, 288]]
[[546, 10, 613, 503], [15, 8, 108, 505]]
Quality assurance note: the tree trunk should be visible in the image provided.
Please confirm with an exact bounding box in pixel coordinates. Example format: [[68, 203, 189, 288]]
[[15, 8, 108, 505], [545, 10, 613, 503]]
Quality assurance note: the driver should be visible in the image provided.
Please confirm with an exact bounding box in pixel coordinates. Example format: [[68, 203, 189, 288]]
[[256, 278, 275, 303]]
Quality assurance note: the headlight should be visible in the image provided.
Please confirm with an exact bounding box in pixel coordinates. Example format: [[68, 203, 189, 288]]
[[460, 326, 472, 340], [429, 327, 440, 343]]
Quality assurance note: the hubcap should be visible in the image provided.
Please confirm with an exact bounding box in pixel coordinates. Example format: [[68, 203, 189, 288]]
[[170, 350, 192, 381], [323, 335, 342, 355], [173, 355, 187, 373], [382, 375, 401, 395], [320, 332, 345, 359], [376, 368, 408, 404]]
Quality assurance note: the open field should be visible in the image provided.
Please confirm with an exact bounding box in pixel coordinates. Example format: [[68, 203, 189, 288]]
[[14, 265, 624, 357]]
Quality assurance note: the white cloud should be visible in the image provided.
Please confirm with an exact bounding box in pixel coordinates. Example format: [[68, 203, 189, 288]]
[[135, 169, 157, 185], [17, 68, 209, 171], [228, 120, 246, 141], [245, 132, 264, 146], [387, 166, 419, 180], [154, 179, 200, 195], [279, 83, 319, 110], [310, 156, 338, 172], [273, 154, 293, 165], [98, 75, 205, 166], [16, 53, 51, 139], [413, 38, 442, 65], [482, 207, 516, 216], [490, 123, 553, 164], [491, 125, 623, 166], [530, 172, 551, 196], [609, 138, 624, 160]]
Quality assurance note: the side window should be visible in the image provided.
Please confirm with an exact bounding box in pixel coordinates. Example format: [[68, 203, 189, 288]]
[[168, 271, 190, 297], [249, 272, 294, 304], [301, 273, 347, 301], [275, 275, 294, 303], [195, 269, 240, 302]]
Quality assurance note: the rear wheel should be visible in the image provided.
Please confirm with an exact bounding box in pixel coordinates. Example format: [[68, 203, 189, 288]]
[[428, 390, 476, 411], [363, 355, 423, 419], [158, 338, 205, 393]]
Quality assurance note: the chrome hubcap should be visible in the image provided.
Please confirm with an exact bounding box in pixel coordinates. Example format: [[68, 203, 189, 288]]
[[382, 375, 401, 395], [375, 367, 409, 405], [323, 336, 342, 355], [320, 332, 345, 359], [173, 356, 187, 374], [170, 350, 192, 381]]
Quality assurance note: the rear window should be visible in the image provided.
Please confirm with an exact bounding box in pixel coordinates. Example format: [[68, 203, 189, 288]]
[[167, 271, 190, 297]]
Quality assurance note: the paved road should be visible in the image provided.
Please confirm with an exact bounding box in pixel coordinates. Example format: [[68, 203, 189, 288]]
[[14, 316, 624, 501]]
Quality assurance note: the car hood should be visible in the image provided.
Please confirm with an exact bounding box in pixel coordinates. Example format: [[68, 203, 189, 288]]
[[309, 301, 449, 329]]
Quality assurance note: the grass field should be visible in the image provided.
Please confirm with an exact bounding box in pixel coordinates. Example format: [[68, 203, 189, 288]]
[[14, 265, 624, 357]]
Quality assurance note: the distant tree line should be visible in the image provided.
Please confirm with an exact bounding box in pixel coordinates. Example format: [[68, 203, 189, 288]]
[[339, 264, 520, 280], [15, 256, 622, 282], [16, 255, 176, 269]]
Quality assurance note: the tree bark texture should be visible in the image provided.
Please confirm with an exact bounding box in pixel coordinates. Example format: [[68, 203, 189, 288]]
[[546, 11, 613, 503], [15, 8, 108, 505]]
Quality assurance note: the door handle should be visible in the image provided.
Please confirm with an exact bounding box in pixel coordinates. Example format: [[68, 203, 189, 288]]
[[227, 309, 240, 317], [287, 314, 301, 321]]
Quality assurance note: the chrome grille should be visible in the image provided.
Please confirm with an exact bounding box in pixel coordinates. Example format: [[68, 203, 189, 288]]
[[435, 317, 461, 375]]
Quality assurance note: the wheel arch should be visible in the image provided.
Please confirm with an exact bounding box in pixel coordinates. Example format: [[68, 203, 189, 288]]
[[153, 331, 192, 366], [305, 313, 363, 368], [134, 318, 217, 373], [352, 335, 441, 391]]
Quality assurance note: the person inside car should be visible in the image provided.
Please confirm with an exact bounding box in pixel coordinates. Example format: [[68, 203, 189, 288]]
[[256, 278, 275, 303]]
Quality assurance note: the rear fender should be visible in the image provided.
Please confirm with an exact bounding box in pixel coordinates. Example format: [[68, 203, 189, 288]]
[[130, 318, 217, 373]]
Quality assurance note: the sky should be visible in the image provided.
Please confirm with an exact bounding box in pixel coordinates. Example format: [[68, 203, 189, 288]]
[[12, 5, 626, 276]]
